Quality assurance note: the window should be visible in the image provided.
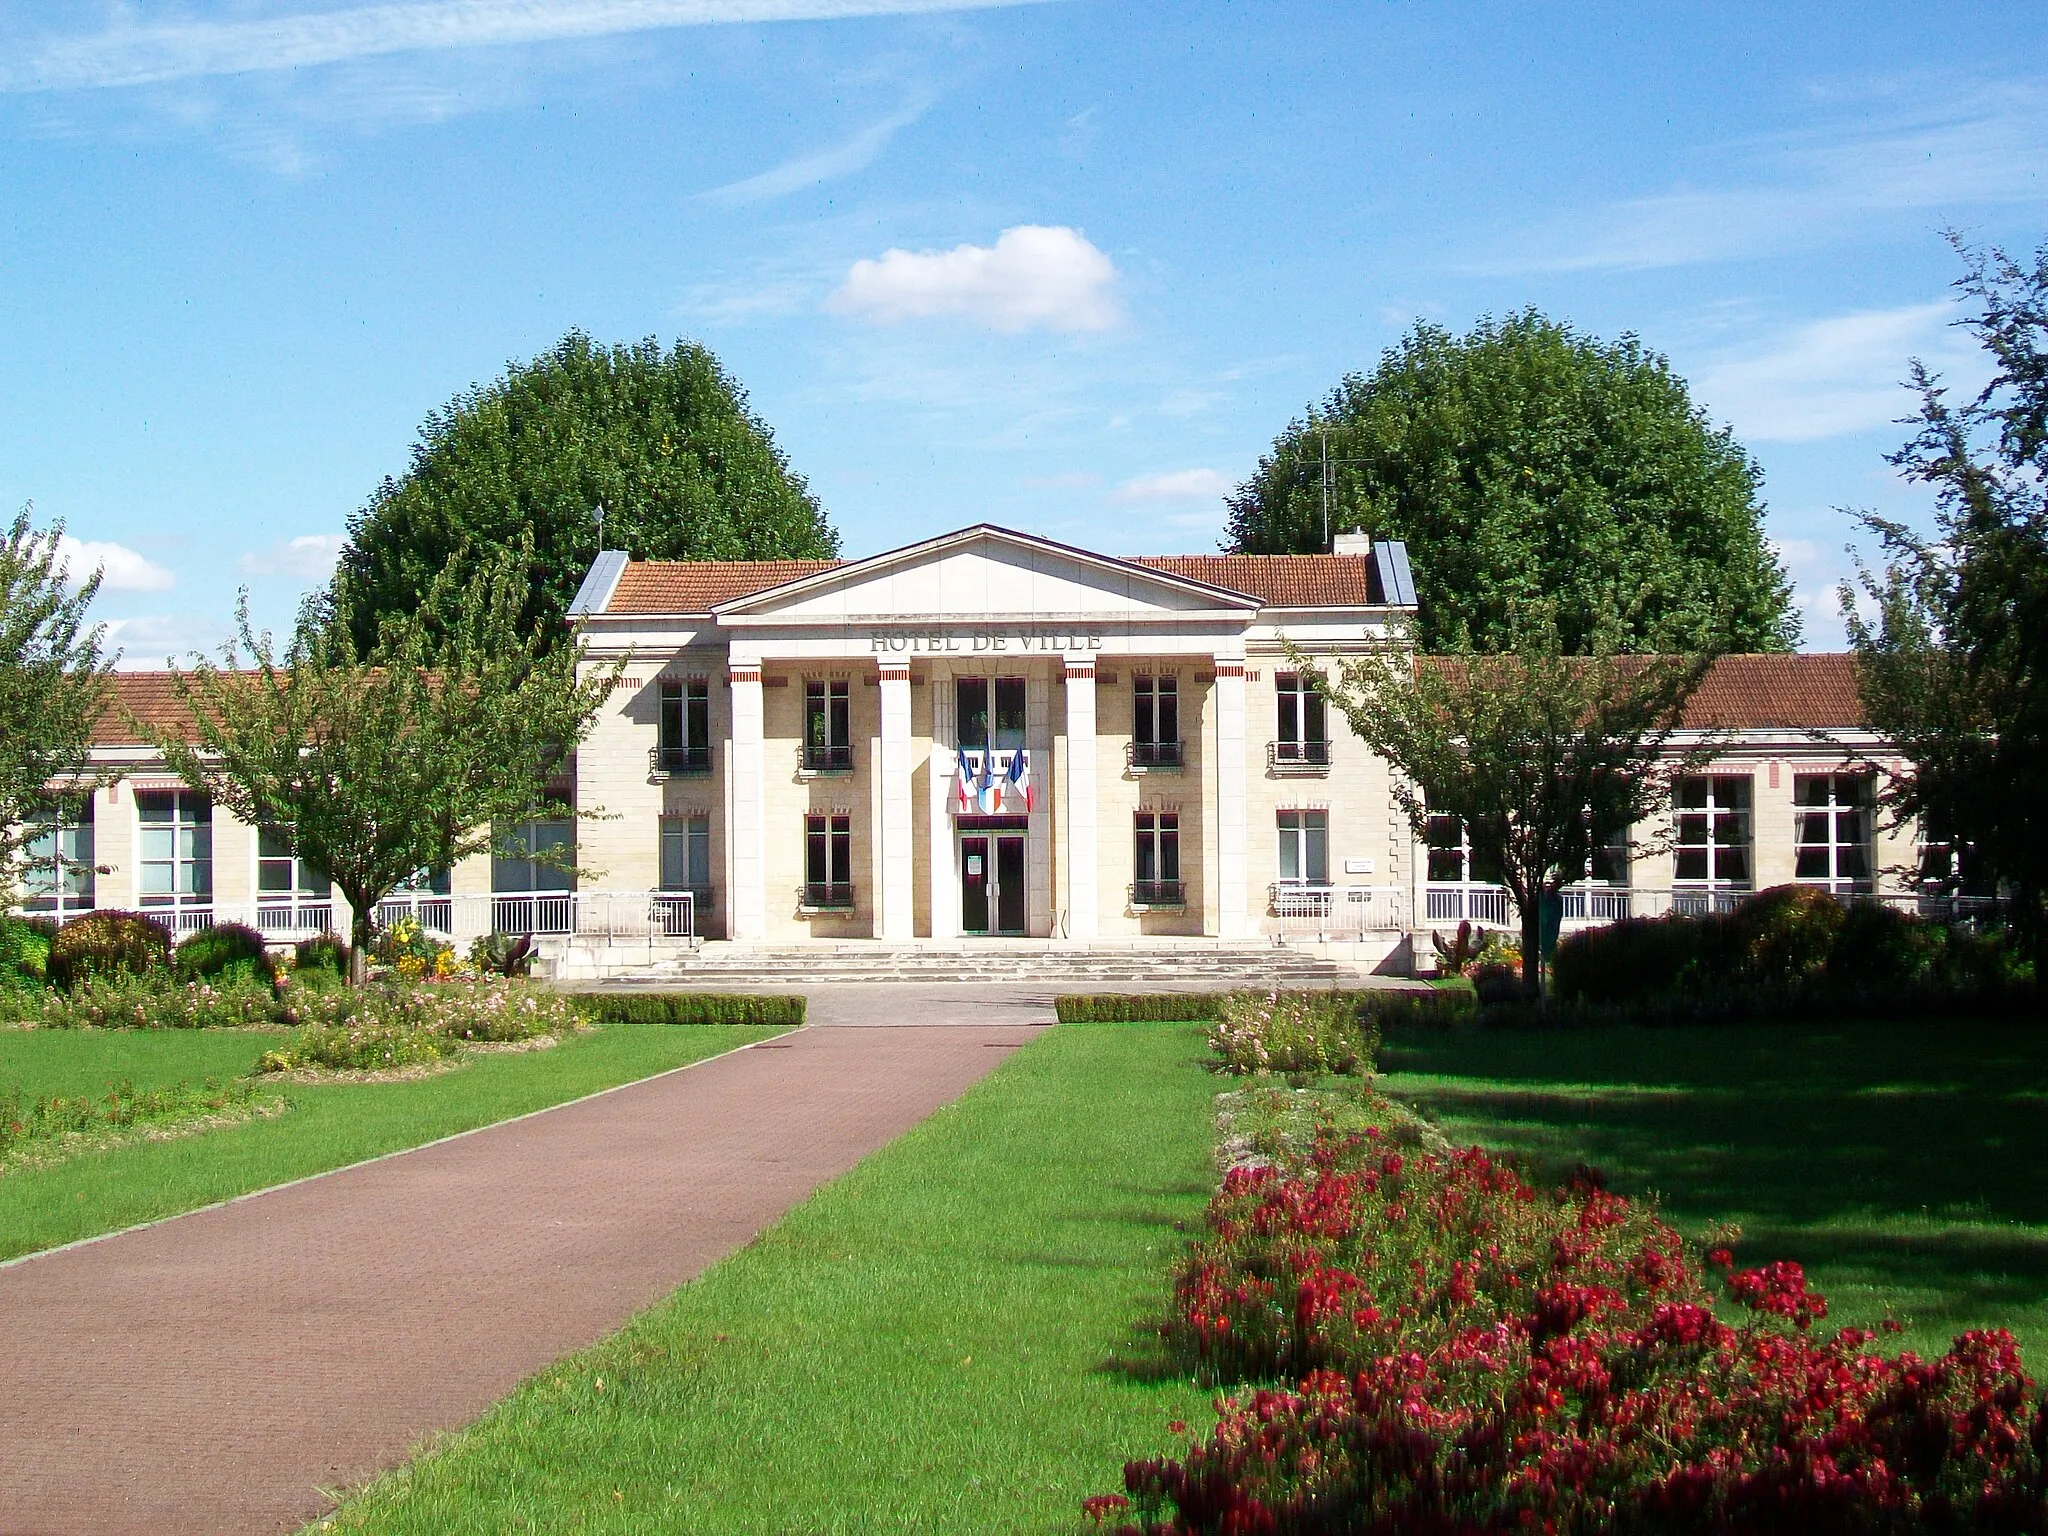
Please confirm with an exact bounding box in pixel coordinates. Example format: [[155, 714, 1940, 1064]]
[[1425, 814, 1504, 885], [22, 799, 94, 920], [1674, 776, 1752, 903], [137, 790, 211, 916], [1276, 809, 1328, 885], [804, 680, 852, 770], [493, 819, 574, 893], [660, 815, 712, 895], [804, 814, 854, 908], [1274, 673, 1329, 766], [1587, 828, 1631, 887], [955, 677, 1026, 752], [1794, 773, 1874, 893], [1133, 811, 1182, 904], [657, 678, 711, 774], [1133, 676, 1180, 767], [256, 826, 331, 932]]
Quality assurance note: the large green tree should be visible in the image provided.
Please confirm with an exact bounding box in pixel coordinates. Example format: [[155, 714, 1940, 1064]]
[[0, 509, 114, 905], [330, 332, 838, 653], [1227, 311, 1796, 654], [156, 542, 618, 978], [1844, 234, 2048, 964]]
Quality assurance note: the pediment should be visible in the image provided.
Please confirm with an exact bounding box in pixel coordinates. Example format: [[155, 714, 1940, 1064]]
[[712, 525, 1262, 624]]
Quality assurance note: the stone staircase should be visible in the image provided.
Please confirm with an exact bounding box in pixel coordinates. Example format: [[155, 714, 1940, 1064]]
[[588, 940, 1371, 988]]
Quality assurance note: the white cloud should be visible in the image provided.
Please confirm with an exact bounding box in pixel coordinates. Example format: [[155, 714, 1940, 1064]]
[[237, 532, 347, 580], [699, 99, 928, 205], [105, 614, 228, 664], [828, 225, 1122, 333], [1694, 300, 1983, 443], [0, 1, 1053, 92], [1111, 468, 1230, 502], [54, 536, 175, 593]]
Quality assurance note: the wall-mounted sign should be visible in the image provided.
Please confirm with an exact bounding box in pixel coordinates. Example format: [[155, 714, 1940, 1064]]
[[869, 631, 1104, 654], [966, 855, 983, 875], [1344, 857, 1374, 875]]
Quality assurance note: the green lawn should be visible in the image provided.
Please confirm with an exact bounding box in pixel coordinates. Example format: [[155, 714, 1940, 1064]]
[[0, 1023, 780, 1262], [318, 1021, 1220, 1535], [1379, 1018, 2048, 1365]]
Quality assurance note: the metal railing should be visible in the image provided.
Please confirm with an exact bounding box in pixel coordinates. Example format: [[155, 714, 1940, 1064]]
[[802, 744, 855, 772], [1267, 884, 1411, 937], [1267, 739, 1331, 772], [649, 743, 712, 776], [1130, 879, 1186, 907], [1127, 740, 1183, 769], [802, 881, 856, 910], [1423, 884, 1516, 925]]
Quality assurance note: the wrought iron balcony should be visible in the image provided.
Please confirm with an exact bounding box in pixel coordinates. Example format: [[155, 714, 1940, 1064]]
[[1267, 739, 1331, 773], [1129, 879, 1186, 907], [649, 743, 712, 777], [1126, 739, 1184, 770], [802, 881, 856, 910], [802, 744, 855, 773]]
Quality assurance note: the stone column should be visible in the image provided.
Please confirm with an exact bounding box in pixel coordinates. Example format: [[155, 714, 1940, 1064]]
[[727, 658, 767, 942], [928, 662, 959, 939], [876, 660, 915, 940], [1214, 655, 1250, 940], [1062, 657, 1098, 941]]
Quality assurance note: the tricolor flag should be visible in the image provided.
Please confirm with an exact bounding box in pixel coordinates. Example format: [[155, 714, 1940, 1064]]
[[955, 747, 975, 811], [1005, 748, 1033, 812], [975, 749, 999, 813]]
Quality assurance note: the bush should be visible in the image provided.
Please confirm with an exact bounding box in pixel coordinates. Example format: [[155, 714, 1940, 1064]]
[[293, 932, 351, 979], [1209, 991, 1379, 1076], [369, 915, 460, 981], [257, 1019, 459, 1074], [0, 914, 56, 989], [1730, 882, 1847, 985], [47, 910, 172, 988], [577, 992, 806, 1027], [470, 931, 536, 978], [255, 977, 583, 1071], [1056, 993, 1226, 1023], [173, 922, 274, 985], [26, 973, 284, 1030]]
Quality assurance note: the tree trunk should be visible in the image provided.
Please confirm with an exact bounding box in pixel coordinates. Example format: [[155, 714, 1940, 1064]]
[[344, 887, 375, 987], [1519, 899, 1544, 1002]]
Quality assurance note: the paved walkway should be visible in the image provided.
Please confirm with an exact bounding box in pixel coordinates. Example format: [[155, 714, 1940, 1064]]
[[0, 1025, 1035, 1536]]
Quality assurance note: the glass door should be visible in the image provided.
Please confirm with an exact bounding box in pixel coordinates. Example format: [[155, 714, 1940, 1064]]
[[961, 835, 992, 934], [994, 834, 1026, 935]]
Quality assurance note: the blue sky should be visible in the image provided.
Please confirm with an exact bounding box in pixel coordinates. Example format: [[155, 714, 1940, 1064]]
[[1, 1, 2043, 663]]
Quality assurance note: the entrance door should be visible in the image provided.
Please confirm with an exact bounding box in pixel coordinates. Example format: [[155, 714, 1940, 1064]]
[[960, 832, 1027, 936]]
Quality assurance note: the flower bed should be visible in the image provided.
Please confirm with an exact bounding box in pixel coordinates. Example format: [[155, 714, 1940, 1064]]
[[1208, 991, 1378, 1077], [1091, 1119, 2048, 1533], [7, 974, 286, 1030], [254, 978, 583, 1073], [1, 1077, 269, 1160]]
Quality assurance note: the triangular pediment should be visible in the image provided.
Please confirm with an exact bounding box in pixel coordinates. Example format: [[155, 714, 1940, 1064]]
[[712, 525, 1262, 624]]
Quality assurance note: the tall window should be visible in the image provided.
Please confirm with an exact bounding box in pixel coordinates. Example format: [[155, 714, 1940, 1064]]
[[256, 826, 331, 928], [804, 680, 852, 770], [1795, 773, 1874, 893], [1277, 809, 1328, 885], [1274, 673, 1328, 765], [955, 677, 1026, 752], [22, 799, 94, 920], [805, 814, 853, 907], [1674, 776, 1752, 903], [658, 678, 711, 773], [1133, 811, 1182, 904], [493, 819, 574, 893], [1132, 676, 1180, 766], [659, 815, 712, 897], [137, 790, 211, 917], [1425, 815, 1502, 886]]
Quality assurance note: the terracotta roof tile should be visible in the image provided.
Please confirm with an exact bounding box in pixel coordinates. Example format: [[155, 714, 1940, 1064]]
[[1679, 653, 1865, 731], [607, 560, 844, 613], [1130, 554, 1382, 607], [94, 672, 198, 746]]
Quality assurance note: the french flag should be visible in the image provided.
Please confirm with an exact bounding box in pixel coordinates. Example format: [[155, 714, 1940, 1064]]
[[956, 747, 975, 811], [1005, 748, 1033, 812]]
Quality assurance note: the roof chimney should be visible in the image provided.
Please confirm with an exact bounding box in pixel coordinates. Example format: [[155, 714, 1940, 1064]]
[[1331, 532, 1373, 556]]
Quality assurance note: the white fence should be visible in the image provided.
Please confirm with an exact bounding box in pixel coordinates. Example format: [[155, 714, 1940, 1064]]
[[35, 891, 699, 946], [1267, 884, 1411, 938]]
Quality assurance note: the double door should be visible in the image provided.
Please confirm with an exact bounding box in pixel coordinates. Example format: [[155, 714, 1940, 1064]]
[[961, 832, 1026, 936]]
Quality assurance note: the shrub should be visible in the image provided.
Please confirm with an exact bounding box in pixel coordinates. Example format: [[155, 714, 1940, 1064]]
[[0, 914, 56, 989], [47, 910, 173, 988], [173, 922, 274, 985], [470, 931, 536, 979], [1730, 882, 1847, 985], [1209, 991, 1379, 1076], [256, 1019, 458, 1074], [578, 992, 806, 1027], [1469, 960, 1522, 1004], [293, 932, 351, 979], [370, 915, 461, 981], [28, 973, 284, 1030], [1056, 993, 1227, 1023], [256, 977, 581, 1070]]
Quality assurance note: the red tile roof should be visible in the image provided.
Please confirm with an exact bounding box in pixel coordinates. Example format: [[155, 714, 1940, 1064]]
[[601, 552, 1386, 613], [1130, 554, 1380, 607], [94, 672, 201, 746], [607, 560, 843, 613], [1679, 653, 1866, 731]]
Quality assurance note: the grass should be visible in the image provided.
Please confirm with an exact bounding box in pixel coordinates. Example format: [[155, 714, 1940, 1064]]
[[318, 1021, 1222, 1535], [1378, 1016, 2048, 1366], [0, 1023, 780, 1262]]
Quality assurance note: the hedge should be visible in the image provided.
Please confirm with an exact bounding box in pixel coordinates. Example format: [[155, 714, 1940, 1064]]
[[1055, 989, 1475, 1028], [576, 992, 806, 1027]]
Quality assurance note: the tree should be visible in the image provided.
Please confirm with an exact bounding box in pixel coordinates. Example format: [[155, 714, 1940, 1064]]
[[1299, 607, 1715, 997], [1227, 311, 1796, 655], [153, 542, 619, 979], [0, 509, 114, 906], [330, 332, 839, 653], [1844, 233, 2048, 966]]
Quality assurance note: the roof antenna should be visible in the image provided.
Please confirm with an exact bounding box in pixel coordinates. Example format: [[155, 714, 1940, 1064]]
[[593, 501, 607, 552]]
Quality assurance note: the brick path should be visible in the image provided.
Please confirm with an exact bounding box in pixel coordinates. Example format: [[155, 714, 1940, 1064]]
[[0, 1024, 1033, 1535]]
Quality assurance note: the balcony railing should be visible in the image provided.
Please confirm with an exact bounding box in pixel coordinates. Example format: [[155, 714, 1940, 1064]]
[[649, 743, 712, 777], [1129, 879, 1186, 907], [1127, 740, 1184, 770], [1267, 884, 1411, 937], [1268, 739, 1331, 773], [802, 881, 856, 910], [802, 744, 855, 772]]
